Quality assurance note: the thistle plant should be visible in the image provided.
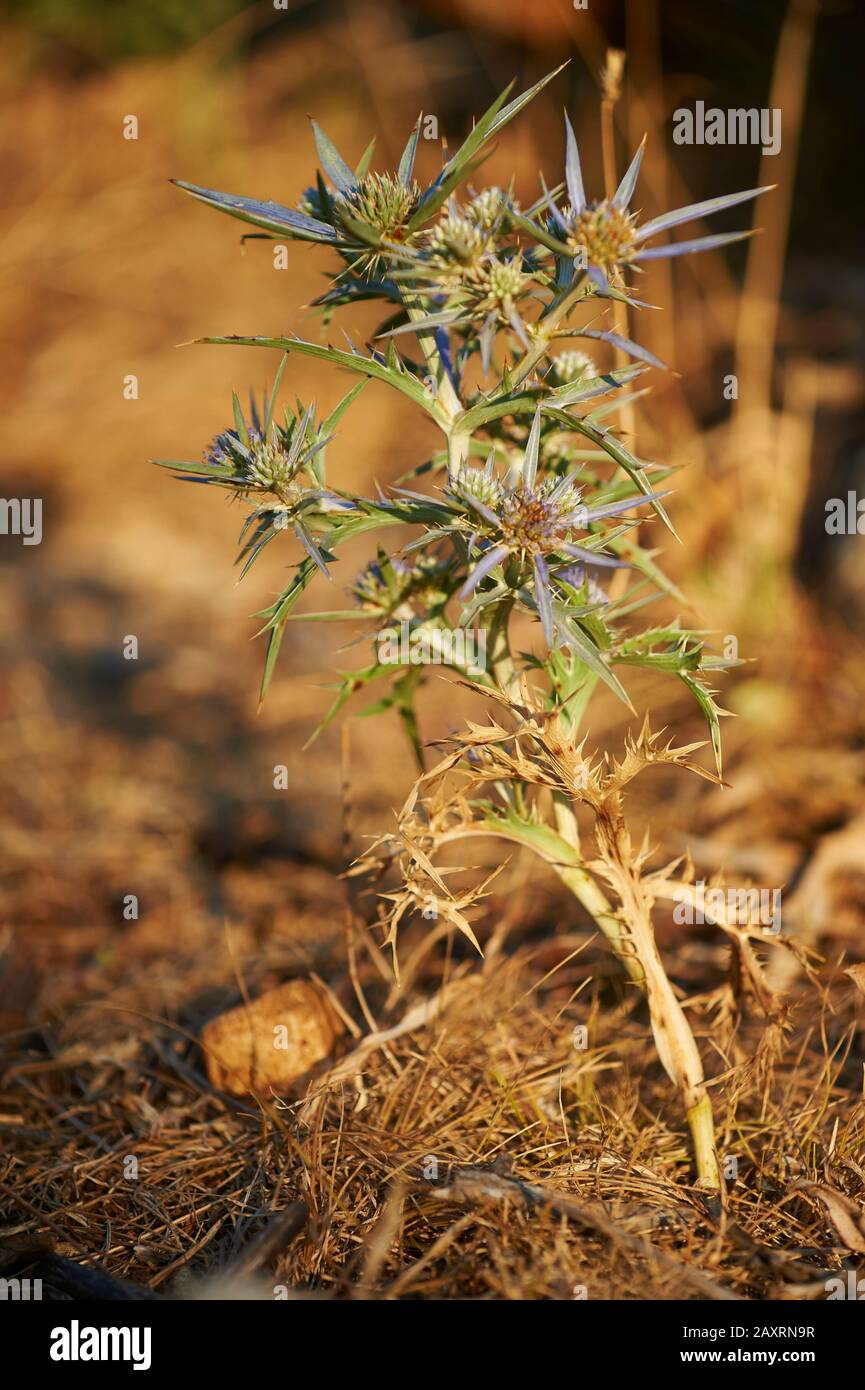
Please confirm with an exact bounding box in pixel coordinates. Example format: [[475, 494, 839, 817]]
[[157, 70, 772, 1188]]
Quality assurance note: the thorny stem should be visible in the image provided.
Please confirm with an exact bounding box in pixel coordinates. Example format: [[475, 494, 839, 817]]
[[487, 608, 645, 982], [404, 298, 464, 467], [552, 796, 646, 988], [484, 607, 718, 1186], [509, 272, 590, 390]]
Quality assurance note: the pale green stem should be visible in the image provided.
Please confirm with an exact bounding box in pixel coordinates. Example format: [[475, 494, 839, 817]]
[[447, 428, 471, 479], [484, 607, 718, 1186], [688, 1096, 721, 1190], [486, 598, 518, 698], [551, 796, 645, 987], [403, 299, 462, 434], [509, 272, 590, 390]]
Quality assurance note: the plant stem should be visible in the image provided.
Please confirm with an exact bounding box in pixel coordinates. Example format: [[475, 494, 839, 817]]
[[555, 815, 719, 1185], [486, 598, 518, 697], [509, 273, 590, 390], [488, 614, 644, 981], [447, 428, 471, 479], [687, 1095, 721, 1190], [555, 854, 646, 987]]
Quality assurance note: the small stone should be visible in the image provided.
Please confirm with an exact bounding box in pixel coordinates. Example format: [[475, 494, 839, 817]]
[[201, 980, 343, 1096]]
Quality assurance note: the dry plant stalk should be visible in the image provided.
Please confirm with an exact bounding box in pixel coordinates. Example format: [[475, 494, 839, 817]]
[[360, 691, 732, 1184], [156, 68, 774, 1187]]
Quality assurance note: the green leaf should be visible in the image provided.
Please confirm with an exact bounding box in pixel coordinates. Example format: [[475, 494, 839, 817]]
[[456, 387, 542, 434], [607, 537, 688, 606], [454, 366, 641, 435], [359, 669, 425, 771], [550, 603, 634, 710], [679, 673, 728, 776], [508, 208, 573, 257], [285, 609, 368, 622], [376, 308, 465, 340], [321, 378, 367, 433], [472, 804, 583, 869], [309, 120, 356, 193], [397, 116, 421, 187], [172, 181, 336, 242], [236, 512, 293, 581], [304, 662, 392, 747], [408, 65, 566, 230], [616, 645, 702, 674], [254, 558, 320, 703], [264, 353, 289, 434], [151, 457, 236, 480], [553, 412, 676, 535], [356, 136, 376, 180], [309, 378, 367, 485], [232, 390, 249, 443], [197, 335, 443, 419]]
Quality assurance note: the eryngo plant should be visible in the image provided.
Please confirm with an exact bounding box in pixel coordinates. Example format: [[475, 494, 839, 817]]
[[157, 70, 771, 1187]]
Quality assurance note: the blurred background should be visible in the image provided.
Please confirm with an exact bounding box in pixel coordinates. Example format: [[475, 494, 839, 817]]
[[1, 0, 864, 1046]]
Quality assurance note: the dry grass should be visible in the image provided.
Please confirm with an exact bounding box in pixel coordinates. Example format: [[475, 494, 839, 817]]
[[3, 909, 865, 1299]]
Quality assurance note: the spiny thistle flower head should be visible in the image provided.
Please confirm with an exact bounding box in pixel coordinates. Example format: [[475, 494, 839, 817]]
[[335, 171, 420, 241], [446, 256, 535, 338], [549, 349, 596, 386], [427, 208, 490, 267], [498, 476, 586, 551], [353, 552, 452, 621], [174, 380, 351, 582], [479, 256, 530, 309], [353, 555, 409, 613], [449, 463, 589, 562], [204, 396, 320, 502], [467, 186, 512, 231], [243, 431, 303, 493], [545, 114, 771, 287], [326, 172, 421, 277], [564, 198, 638, 276], [448, 464, 505, 514], [386, 189, 513, 285], [441, 414, 665, 646]]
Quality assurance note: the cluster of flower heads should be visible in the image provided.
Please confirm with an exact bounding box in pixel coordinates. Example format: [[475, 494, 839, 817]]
[[162, 68, 764, 729], [174, 78, 768, 320], [419, 189, 529, 323]]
